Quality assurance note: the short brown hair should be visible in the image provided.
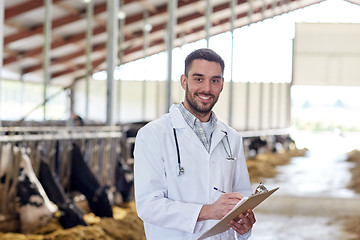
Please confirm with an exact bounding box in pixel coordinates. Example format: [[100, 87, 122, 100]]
[[184, 48, 225, 77]]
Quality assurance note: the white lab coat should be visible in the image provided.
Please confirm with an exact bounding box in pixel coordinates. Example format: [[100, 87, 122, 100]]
[[134, 105, 252, 240]]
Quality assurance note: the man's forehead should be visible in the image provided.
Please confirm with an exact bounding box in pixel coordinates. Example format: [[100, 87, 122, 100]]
[[188, 59, 223, 76]]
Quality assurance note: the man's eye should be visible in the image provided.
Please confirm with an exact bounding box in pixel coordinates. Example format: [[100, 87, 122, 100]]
[[195, 78, 202, 81]]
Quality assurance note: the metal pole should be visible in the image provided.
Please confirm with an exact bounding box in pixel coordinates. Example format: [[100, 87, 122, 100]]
[[288, 37, 296, 128], [271, 0, 277, 17], [106, 0, 118, 126], [261, 0, 267, 20], [268, 82, 273, 128], [277, 83, 282, 128], [117, 0, 125, 123], [245, 82, 250, 130], [286, 83, 291, 128], [259, 82, 263, 129], [43, 0, 52, 120], [165, 0, 177, 112], [20, 73, 25, 117], [228, 0, 236, 126], [0, 0, 4, 127], [85, 0, 94, 120], [247, 0, 253, 24], [142, 10, 150, 121], [205, 0, 212, 47]]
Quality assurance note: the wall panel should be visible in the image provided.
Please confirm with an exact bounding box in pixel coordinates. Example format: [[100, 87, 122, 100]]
[[73, 79, 291, 131], [293, 23, 360, 86]]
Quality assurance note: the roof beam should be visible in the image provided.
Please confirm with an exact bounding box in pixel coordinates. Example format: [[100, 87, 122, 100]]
[[4, 2, 106, 45], [51, 56, 105, 79], [7, 0, 328, 81], [19, 0, 229, 73], [22, 42, 106, 74], [47, 0, 271, 79], [51, 0, 325, 80], [3, 0, 200, 66], [3, 25, 106, 65], [39, 0, 264, 79], [4, 0, 153, 46], [4, 0, 63, 20]]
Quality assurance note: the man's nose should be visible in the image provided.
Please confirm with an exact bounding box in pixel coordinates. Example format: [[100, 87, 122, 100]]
[[201, 79, 211, 92]]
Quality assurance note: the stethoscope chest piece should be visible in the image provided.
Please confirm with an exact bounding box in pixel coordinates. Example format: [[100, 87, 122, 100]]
[[178, 165, 184, 175], [221, 131, 236, 161]]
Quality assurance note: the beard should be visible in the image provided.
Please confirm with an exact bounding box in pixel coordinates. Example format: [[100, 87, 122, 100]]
[[184, 87, 218, 117]]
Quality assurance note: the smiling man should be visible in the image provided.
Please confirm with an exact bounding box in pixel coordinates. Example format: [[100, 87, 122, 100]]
[[181, 56, 223, 122], [134, 48, 255, 240]]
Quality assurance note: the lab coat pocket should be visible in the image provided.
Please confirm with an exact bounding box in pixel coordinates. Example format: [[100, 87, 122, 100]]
[[222, 157, 236, 190]]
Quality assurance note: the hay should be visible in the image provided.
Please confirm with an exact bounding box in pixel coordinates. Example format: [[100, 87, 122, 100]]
[[246, 148, 307, 183], [343, 216, 360, 240], [346, 149, 360, 194], [0, 203, 145, 240], [342, 149, 360, 240]]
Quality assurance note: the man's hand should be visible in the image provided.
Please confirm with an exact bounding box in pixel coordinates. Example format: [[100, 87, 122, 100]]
[[198, 192, 243, 221], [228, 209, 256, 235]]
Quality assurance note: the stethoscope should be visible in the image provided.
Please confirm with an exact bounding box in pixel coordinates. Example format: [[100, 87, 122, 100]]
[[173, 129, 236, 176]]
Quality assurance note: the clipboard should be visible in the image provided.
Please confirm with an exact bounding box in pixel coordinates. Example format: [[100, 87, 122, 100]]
[[198, 187, 279, 240]]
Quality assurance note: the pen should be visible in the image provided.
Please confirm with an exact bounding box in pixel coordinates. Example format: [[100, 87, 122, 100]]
[[213, 187, 226, 193]]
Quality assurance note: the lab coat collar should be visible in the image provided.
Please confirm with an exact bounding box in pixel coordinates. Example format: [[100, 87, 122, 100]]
[[169, 104, 187, 129], [169, 105, 205, 150], [169, 104, 228, 154], [210, 121, 228, 154]]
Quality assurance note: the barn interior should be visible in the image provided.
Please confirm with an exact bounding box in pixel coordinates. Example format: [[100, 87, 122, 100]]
[[1, 0, 360, 239]]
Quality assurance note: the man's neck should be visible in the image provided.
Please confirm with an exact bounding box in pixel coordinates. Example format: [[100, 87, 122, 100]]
[[182, 102, 211, 122]]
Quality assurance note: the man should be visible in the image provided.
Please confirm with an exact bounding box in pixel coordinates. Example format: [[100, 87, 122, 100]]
[[134, 48, 255, 239]]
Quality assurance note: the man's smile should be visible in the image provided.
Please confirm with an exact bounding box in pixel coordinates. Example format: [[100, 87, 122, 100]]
[[197, 94, 213, 101]]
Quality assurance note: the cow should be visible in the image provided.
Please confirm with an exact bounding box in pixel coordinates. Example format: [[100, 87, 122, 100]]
[[38, 159, 87, 229], [70, 143, 113, 218], [15, 147, 58, 233]]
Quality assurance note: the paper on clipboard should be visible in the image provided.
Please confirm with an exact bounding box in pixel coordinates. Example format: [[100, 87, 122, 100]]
[[198, 187, 279, 240]]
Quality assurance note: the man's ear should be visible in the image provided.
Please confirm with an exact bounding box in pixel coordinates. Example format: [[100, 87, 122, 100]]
[[180, 74, 187, 90]]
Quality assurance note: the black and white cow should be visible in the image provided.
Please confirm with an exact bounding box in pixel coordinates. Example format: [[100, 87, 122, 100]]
[[38, 159, 87, 229], [15, 147, 58, 233], [70, 143, 113, 218]]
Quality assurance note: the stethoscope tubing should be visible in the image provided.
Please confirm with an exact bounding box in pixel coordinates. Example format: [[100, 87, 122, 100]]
[[173, 128, 184, 175], [173, 128, 235, 176]]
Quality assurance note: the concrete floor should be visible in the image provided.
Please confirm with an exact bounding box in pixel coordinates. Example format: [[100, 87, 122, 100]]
[[249, 131, 360, 240]]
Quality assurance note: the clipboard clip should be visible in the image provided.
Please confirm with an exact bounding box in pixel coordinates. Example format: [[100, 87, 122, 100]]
[[253, 181, 268, 195]]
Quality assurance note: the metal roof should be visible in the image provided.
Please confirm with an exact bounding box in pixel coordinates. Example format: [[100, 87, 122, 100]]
[[2, 0, 357, 87]]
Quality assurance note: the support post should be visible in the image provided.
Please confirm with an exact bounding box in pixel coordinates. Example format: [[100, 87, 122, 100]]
[[142, 10, 150, 121], [259, 82, 263, 129], [106, 0, 119, 126], [165, 0, 177, 112], [117, 0, 125, 123], [85, 0, 94, 120], [0, 0, 4, 127], [205, 0, 212, 47], [43, 0, 52, 120], [268, 82, 273, 128], [228, 0, 236, 127], [247, 0, 253, 24], [245, 82, 250, 130]]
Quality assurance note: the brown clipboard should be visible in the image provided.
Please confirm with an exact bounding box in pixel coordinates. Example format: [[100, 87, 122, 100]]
[[198, 187, 279, 240]]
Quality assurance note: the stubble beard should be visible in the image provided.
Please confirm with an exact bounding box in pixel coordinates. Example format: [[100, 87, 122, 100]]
[[184, 87, 217, 117]]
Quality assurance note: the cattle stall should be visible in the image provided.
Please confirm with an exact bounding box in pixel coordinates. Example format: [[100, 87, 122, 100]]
[[0, 126, 133, 233]]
